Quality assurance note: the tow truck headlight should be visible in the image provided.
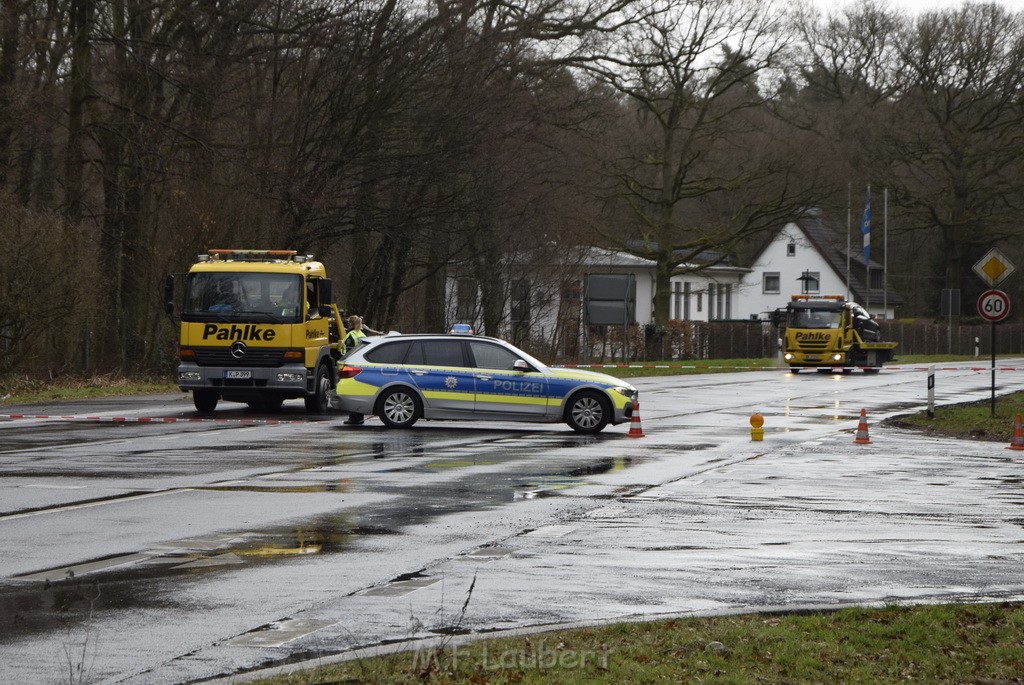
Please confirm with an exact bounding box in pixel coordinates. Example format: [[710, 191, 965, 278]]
[[832, 354, 843, 362], [179, 371, 201, 381], [784, 353, 794, 361], [276, 372, 305, 383]]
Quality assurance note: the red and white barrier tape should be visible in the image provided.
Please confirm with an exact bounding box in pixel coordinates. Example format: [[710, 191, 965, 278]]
[[555, 364, 1024, 371], [0, 414, 306, 424]]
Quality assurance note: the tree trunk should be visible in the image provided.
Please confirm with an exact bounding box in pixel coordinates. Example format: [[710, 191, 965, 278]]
[[64, 0, 94, 222]]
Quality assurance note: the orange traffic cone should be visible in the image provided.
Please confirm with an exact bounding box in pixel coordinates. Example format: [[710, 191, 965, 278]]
[[853, 407, 872, 444], [1008, 414, 1024, 451], [626, 399, 646, 438]]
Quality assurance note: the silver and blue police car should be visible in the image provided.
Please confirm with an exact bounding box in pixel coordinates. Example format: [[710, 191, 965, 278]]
[[331, 332, 638, 433]]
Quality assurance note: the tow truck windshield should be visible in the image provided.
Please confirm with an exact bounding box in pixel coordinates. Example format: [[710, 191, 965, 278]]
[[182, 273, 303, 323], [788, 307, 842, 329]]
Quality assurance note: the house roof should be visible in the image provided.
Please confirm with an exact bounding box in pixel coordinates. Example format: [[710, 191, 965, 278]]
[[749, 214, 904, 308], [583, 246, 750, 274]]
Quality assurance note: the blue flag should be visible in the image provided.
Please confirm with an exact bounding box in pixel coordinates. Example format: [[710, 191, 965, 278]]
[[860, 189, 871, 264]]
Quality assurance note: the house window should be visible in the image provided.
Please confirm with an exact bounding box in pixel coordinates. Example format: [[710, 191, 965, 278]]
[[763, 272, 780, 294], [683, 282, 692, 320], [708, 283, 716, 319], [696, 291, 703, 313], [723, 283, 732, 319], [672, 282, 682, 320], [456, 278, 477, 321], [799, 271, 820, 294], [787, 242, 796, 257]]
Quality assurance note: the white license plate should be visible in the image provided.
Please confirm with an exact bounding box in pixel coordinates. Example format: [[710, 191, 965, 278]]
[[224, 370, 252, 379]]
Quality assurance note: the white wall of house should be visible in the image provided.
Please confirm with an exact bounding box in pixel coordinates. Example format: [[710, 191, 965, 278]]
[[737, 223, 849, 320], [668, 269, 749, 322]]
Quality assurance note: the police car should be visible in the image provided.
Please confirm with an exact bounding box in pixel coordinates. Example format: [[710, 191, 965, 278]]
[[332, 332, 638, 433]]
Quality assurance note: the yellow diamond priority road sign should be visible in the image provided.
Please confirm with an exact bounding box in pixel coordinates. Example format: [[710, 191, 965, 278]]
[[973, 248, 1015, 287]]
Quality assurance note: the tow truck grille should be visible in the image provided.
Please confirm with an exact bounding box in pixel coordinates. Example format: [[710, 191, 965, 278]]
[[192, 348, 285, 367], [796, 340, 830, 351]]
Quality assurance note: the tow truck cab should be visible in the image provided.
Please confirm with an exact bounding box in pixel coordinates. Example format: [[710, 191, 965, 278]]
[[165, 249, 345, 413]]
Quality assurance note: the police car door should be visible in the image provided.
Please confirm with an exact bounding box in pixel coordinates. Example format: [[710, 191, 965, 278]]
[[403, 339, 476, 416], [468, 341, 548, 417]]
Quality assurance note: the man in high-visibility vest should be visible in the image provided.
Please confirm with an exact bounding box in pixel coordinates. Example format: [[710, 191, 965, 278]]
[[342, 315, 380, 425]]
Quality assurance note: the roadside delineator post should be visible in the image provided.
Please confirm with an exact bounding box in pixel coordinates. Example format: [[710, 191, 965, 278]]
[[626, 400, 645, 438], [853, 407, 872, 444], [1008, 413, 1024, 451]]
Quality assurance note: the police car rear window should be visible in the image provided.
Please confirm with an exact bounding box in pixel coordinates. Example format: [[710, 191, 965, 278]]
[[406, 340, 466, 367], [364, 341, 411, 364]]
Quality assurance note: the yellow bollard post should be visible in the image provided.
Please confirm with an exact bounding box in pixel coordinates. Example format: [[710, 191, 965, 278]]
[[750, 412, 764, 441]]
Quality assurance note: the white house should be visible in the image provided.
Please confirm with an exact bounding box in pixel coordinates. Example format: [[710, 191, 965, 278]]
[[737, 214, 902, 320]]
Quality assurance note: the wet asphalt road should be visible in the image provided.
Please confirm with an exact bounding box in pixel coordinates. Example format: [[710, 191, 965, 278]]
[[2, 362, 1024, 683]]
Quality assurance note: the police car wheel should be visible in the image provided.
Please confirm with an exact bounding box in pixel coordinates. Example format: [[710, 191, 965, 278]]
[[193, 390, 219, 413], [305, 364, 331, 414], [566, 390, 610, 434], [378, 387, 421, 428]]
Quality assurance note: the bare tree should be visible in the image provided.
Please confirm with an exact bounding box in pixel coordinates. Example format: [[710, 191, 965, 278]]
[[576, 0, 826, 326]]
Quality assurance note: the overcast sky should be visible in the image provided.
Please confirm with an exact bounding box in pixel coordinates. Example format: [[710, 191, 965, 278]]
[[820, 0, 1024, 12]]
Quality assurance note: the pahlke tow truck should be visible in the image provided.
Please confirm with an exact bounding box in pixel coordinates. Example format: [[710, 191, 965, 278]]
[[774, 295, 897, 373], [164, 249, 345, 413]]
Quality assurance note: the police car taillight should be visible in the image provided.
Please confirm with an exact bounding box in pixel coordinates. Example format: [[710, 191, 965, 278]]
[[339, 365, 361, 379]]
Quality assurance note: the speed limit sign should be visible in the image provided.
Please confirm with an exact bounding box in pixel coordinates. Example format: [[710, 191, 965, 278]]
[[978, 289, 1011, 322]]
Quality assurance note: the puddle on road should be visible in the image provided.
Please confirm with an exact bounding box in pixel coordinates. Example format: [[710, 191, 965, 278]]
[[0, 513, 385, 642], [512, 457, 636, 499], [644, 443, 718, 452], [197, 481, 352, 494]]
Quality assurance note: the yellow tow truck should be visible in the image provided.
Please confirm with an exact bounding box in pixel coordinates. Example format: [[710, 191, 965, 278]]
[[775, 295, 897, 373], [164, 249, 345, 413]]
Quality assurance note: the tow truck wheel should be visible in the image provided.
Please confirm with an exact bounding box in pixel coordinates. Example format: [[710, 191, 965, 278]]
[[378, 387, 421, 428], [304, 363, 331, 414], [565, 390, 610, 434], [193, 390, 219, 413]]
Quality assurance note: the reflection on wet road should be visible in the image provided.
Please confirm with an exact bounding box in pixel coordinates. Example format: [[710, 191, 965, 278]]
[[2, 364, 1024, 683]]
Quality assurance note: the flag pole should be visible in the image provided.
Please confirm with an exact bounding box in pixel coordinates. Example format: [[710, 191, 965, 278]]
[[883, 187, 888, 318], [864, 185, 871, 312], [846, 183, 851, 300]]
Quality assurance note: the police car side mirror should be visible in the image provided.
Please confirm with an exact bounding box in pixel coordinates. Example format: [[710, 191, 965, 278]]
[[513, 359, 530, 372]]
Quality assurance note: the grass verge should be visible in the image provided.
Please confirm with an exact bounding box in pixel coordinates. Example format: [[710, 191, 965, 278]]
[[0, 374, 178, 405], [252, 602, 1024, 684], [887, 390, 1024, 442]]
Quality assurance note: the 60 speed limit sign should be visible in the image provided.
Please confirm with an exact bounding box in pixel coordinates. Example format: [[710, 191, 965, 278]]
[[978, 289, 1011, 322]]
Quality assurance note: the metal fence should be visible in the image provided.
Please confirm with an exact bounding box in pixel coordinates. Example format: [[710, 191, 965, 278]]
[[552, 320, 1024, 363]]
